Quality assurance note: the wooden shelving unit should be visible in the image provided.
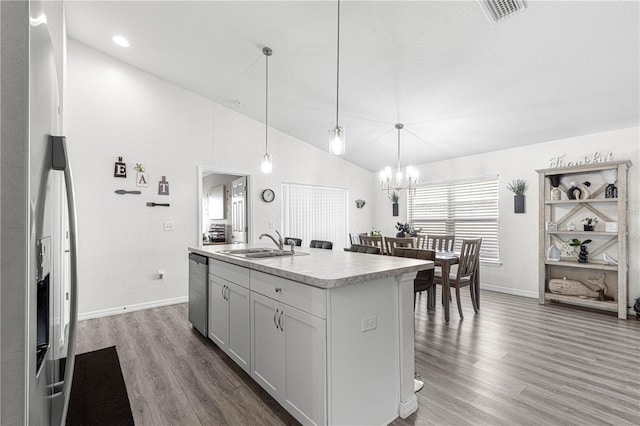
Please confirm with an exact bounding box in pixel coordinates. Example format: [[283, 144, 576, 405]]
[[536, 161, 631, 319]]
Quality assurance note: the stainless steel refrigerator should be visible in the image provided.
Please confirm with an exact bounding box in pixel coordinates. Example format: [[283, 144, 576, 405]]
[[1, 1, 79, 425]]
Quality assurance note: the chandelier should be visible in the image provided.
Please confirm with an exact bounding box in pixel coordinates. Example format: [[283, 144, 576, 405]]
[[379, 123, 419, 195]]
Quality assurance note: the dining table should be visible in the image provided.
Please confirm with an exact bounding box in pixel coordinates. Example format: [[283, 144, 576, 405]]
[[434, 251, 480, 322]]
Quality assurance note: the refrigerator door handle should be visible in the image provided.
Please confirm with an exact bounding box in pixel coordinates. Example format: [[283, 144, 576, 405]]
[[52, 136, 79, 423]]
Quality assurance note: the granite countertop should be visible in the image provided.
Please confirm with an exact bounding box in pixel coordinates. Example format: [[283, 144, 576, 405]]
[[189, 243, 433, 289]]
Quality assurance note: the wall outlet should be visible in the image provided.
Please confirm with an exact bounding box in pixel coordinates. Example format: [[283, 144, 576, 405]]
[[164, 221, 174, 231], [361, 316, 377, 332]]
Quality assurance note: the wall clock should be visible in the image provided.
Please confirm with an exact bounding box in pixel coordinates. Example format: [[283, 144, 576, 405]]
[[261, 188, 275, 203]]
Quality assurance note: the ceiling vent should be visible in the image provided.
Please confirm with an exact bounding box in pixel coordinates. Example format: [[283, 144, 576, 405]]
[[479, 0, 526, 22]]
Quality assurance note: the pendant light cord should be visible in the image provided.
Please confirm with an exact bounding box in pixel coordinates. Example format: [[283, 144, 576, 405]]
[[263, 47, 272, 153], [265, 52, 269, 152], [335, 0, 341, 126]]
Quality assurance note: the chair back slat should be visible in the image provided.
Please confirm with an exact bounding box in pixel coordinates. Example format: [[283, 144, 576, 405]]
[[415, 234, 427, 249], [456, 238, 482, 279], [384, 237, 414, 255], [427, 234, 455, 252], [360, 236, 384, 253]]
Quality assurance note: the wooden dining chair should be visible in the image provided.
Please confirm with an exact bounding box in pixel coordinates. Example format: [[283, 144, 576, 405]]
[[284, 237, 302, 247], [437, 238, 482, 319], [392, 247, 435, 309], [415, 234, 427, 249], [426, 234, 455, 252], [348, 244, 381, 255], [384, 237, 414, 255], [309, 240, 333, 249], [360, 236, 384, 254]]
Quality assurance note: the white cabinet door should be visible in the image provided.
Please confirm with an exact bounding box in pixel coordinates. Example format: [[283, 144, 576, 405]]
[[282, 305, 326, 426], [208, 275, 229, 349], [227, 281, 250, 374], [250, 292, 284, 400]]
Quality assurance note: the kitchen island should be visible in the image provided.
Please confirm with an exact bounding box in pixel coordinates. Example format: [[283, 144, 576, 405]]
[[189, 243, 433, 425]]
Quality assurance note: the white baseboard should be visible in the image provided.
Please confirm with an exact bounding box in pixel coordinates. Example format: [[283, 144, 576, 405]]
[[78, 296, 188, 321], [479, 283, 538, 299]]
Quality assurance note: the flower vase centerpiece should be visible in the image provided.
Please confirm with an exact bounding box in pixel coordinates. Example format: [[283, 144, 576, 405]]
[[582, 217, 598, 231], [395, 222, 414, 238]]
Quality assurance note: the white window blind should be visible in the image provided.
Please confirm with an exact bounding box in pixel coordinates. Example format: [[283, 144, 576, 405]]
[[281, 183, 349, 251], [408, 177, 500, 262]]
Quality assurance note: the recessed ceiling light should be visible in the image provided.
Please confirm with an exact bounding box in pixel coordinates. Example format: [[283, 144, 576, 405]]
[[112, 35, 130, 48]]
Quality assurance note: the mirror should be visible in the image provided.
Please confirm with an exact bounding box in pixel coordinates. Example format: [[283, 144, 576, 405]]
[[208, 185, 224, 219]]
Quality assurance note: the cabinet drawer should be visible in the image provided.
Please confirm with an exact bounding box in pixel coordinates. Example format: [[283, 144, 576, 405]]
[[251, 271, 326, 319], [209, 258, 250, 288]]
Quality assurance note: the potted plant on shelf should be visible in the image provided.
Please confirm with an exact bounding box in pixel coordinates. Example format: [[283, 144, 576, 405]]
[[569, 238, 592, 263], [581, 217, 598, 231], [389, 191, 399, 216], [507, 179, 527, 213]]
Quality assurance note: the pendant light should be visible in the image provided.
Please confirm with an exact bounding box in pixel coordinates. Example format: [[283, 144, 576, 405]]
[[379, 123, 419, 195], [328, 0, 345, 155], [261, 46, 273, 174]]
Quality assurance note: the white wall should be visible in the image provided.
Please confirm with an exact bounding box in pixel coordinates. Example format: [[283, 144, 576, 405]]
[[67, 41, 373, 318], [373, 127, 640, 306]]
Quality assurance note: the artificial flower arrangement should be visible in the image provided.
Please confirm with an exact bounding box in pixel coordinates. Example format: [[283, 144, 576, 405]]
[[395, 222, 421, 237], [581, 217, 598, 226], [370, 228, 381, 237]]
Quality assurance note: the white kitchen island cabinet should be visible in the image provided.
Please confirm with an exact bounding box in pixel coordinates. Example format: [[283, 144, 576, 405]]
[[190, 244, 433, 426], [208, 259, 251, 374], [250, 291, 327, 426]]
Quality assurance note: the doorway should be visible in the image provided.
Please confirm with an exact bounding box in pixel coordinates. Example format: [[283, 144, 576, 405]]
[[198, 167, 251, 246]]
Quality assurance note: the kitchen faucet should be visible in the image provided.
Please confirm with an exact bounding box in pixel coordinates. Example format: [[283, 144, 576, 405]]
[[259, 230, 283, 250]]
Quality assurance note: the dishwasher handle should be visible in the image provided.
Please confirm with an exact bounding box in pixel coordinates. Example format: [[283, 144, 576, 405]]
[[189, 252, 208, 265]]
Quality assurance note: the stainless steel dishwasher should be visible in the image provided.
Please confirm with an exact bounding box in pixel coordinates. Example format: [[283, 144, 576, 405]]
[[188, 252, 208, 337]]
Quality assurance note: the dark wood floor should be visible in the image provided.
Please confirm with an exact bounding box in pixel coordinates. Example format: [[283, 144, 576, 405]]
[[76, 288, 640, 425]]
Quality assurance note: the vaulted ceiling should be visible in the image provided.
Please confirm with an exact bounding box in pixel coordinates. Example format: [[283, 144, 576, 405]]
[[66, 1, 640, 172]]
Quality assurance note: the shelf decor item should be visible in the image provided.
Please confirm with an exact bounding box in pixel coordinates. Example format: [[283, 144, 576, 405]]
[[581, 217, 598, 231], [546, 244, 560, 261], [569, 238, 591, 263], [601, 169, 618, 198], [548, 174, 562, 200], [507, 179, 527, 213]]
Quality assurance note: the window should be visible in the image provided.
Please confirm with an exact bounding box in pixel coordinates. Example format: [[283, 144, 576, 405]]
[[281, 183, 349, 251], [407, 176, 499, 262]]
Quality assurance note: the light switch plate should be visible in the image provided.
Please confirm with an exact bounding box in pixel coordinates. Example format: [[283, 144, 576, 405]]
[[164, 221, 174, 231]]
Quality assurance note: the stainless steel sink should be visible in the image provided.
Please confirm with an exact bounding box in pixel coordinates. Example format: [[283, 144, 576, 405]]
[[218, 248, 309, 259]]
